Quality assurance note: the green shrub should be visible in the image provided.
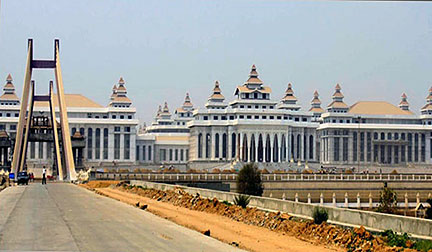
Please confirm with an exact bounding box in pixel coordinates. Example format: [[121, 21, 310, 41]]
[[414, 239, 432, 252], [233, 194, 250, 208], [312, 207, 328, 224], [237, 163, 263, 196], [381, 229, 409, 247]]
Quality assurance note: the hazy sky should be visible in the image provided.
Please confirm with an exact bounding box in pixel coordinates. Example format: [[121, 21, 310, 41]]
[[0, 0, 431, 124]]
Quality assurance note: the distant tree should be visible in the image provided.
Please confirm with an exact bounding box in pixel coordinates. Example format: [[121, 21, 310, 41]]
[[377, 183, 398, 214], [237, 163, 263, 196]]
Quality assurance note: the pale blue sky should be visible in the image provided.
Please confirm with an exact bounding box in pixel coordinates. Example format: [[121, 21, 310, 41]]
[[0, 0, 431, 124]]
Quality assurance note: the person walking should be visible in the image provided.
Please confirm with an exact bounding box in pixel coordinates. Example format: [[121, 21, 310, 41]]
[[42, 167, 46, 185]]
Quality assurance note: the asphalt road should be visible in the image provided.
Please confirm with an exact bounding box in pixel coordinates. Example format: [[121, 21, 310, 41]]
[[0, 183, 245, 252]]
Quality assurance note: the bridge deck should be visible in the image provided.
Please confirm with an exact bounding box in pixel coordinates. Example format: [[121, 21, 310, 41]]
[[0, 183, 243, 252]]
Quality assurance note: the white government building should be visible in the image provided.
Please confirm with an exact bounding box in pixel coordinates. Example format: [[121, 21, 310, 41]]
[[1, 65, 432, 171]]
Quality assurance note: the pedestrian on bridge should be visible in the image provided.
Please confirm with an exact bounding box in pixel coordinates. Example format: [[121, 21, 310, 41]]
[[42, 167, 46, 185]]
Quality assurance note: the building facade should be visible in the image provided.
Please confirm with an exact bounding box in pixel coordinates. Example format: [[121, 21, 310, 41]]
[[139, 65, 432, 168], [0, 75, 139, 169]]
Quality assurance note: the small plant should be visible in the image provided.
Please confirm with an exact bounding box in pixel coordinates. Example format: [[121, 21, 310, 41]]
[[377, 184, 398, 214], [312, 207, 328, 224], [233, 194, 250, 208], [222, 200, 232, 206], [381, 229, 410, 248], [136, 185, 147, 190]]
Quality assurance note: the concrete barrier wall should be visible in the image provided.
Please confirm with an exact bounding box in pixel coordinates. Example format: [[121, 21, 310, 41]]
[[130, 180, 432, 238]]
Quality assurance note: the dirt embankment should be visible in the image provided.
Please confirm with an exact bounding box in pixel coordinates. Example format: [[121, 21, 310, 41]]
[[81, 181, 422, 252]]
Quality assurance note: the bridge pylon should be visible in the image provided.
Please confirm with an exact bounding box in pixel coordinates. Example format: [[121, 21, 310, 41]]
[[11, 39, 77, 181]]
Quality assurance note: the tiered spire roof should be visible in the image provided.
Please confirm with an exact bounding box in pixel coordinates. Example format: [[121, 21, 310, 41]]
[[109, 77, 131, 107], [0, 74, 20, 104], [234, 65, 271, 98], [175, 93, 194, 115], [398, 93, 410, 111], [421, 87, 432, 114], [327, 84, 349, 112], [183, 93, 193, 108], [208, 81, 225, 102], [162, 102, 169, 113], [245, 64, 263, 85], [281, 83, 297, 104], [110, 84, 117, 100], [309, 90, 324, 113]]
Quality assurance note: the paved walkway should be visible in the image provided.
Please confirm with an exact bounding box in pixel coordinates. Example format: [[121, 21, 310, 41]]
[[0, 183, 245, 252]]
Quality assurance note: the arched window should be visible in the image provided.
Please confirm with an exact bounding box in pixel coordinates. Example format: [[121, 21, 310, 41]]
[[87, 128, 93, 159], [273, 135, 279, 162], [380, 132, 385, 140], [80, 127, 85, 137], [206, 133, 211, 159], [303, 135, 307, 160], [387, 133, 392, 140], [290, 134, 294, 158], [374, 132, 378, 140], [309, 135, 314, 160], [198, 133, 203, 158], [408, 133, 413, 162], [215, 133, 220, 158], [231, 133, 236, 159], [265, 135, 271, 162], [95, 128, 101, 159], [353, 132, 357, 162], [103, 128, 109, 159], [222, 133, 227, 158], [71, 127, 76, 136], [258, 134, 264, 162], [281, 135, 286, 161]]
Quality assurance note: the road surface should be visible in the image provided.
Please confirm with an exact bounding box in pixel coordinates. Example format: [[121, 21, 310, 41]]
[[0, 183, 245, 252]]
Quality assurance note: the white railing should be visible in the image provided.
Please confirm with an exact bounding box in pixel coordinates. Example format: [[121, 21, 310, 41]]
[[94, 172, 432, 182]]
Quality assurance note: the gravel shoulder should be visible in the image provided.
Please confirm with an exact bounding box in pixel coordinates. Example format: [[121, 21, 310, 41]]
[[91, 185, 339, 252]]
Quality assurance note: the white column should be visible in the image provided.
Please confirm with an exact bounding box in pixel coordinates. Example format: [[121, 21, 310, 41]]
[[247, 132, 252, 162], [211, 132, 216, 160], [254, 134, 258, 162]]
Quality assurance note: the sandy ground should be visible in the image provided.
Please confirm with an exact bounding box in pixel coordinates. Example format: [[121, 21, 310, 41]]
[[93, 186, 340, 252]]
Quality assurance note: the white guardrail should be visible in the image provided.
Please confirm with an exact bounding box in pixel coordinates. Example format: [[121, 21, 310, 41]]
[[94, 172, 432, 182]]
